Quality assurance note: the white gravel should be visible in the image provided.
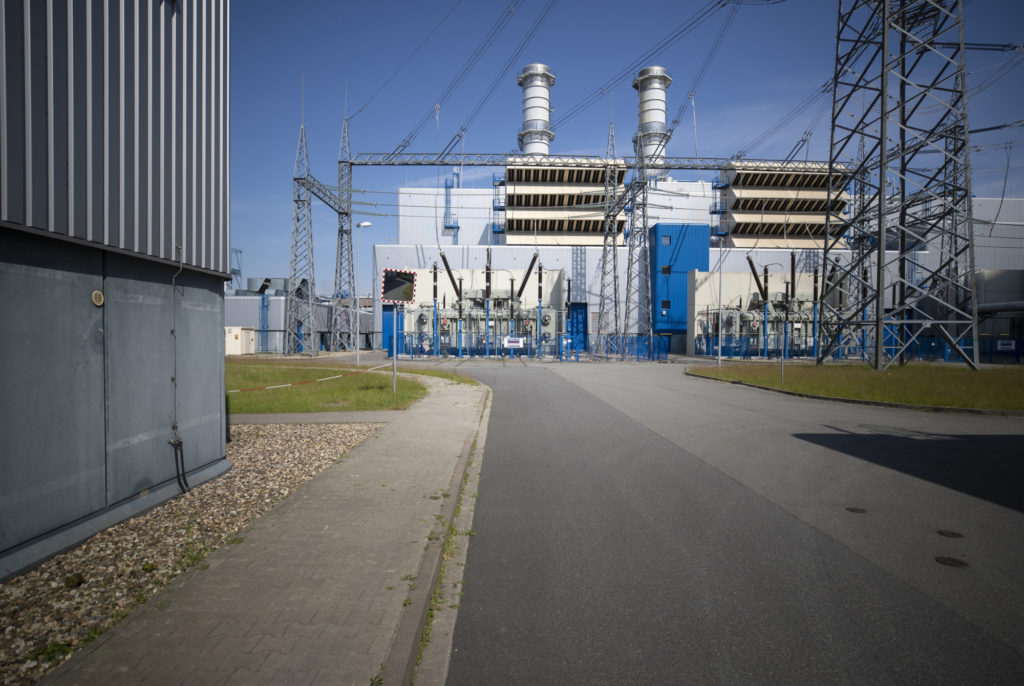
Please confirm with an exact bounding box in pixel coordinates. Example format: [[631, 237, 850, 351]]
[[0, 422, 381, 686]]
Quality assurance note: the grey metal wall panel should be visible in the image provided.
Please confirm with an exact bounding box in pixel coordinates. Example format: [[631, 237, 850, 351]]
[[3, 0, 27, 225], [175, 272, 226, 472], [27, 0, 47, 229], [0, 230, 106, 553], [50, 0, 69, 234], [1, 0, 229, 276], [103, 254, 177, 504]]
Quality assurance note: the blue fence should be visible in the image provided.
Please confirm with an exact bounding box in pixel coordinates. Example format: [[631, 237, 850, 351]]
[[388, 333, 670, 361], [695, 333, 1021, 364]]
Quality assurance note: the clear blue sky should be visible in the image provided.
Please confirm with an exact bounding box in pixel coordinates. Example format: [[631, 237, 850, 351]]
[[229, 0, 1024, 295]]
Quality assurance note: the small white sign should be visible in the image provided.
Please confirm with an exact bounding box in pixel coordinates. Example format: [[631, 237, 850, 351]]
[[996, 339, 1015, 351], [504, 336, 524, 349]]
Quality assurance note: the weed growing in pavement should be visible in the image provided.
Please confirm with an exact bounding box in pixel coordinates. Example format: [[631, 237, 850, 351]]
[[28, 642, 72, 665], [370, 665, 384, 685], [403, 598, 412, 607], [181, 542, 208, 569], [225, 535, 244, 545]]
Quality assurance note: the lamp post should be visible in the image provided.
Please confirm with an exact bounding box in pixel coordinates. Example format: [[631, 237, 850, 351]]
[[354, 221, 372, 367], [713, 235, 725, 367]]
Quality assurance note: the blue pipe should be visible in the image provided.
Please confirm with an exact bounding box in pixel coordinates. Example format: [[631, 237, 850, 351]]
[[485, 300, 490, 357], [784, 322, 789, 360], [812, 303, 819, 360], [433, 300, 438, 358], [458, 320, 463, 359], [762, 302, 768, 357], [538, 301, 542, 358]]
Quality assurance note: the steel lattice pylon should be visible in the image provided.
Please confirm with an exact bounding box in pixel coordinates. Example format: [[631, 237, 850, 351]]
[[286, 125, 317, 356], [623, 158, 652, 345], [820, 0, 979, 369], [596, 122, 621, 355], [330, 119, 356, 352]]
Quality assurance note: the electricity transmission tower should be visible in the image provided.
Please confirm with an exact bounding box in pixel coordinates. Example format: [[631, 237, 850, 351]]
[[623, 150, 652, 348], [819, 0, 979, 369], [330, 119, 356, 352], [597, 121, 622, 355], [286, 125, 317, 355]]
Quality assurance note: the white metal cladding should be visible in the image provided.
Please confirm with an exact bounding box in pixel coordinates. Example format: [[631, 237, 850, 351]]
[[0, 0, 230, 276]]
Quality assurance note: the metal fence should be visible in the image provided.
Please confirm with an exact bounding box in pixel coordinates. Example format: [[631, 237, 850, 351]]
[[694, 333, 1021, 365], [388, 333, 670, 361]]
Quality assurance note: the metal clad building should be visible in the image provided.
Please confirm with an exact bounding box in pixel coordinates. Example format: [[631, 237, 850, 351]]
[[1, 0, 231, 578]]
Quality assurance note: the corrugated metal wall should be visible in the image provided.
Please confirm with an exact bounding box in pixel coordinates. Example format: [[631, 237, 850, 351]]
[[1, 0, 230, 275]]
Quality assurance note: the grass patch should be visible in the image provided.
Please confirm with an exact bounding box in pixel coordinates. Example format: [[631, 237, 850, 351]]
[[225, 358, 427, 413], [690, 362, 1024, 411], [397, 367, 479, 385], [28, 641, 72, 664]]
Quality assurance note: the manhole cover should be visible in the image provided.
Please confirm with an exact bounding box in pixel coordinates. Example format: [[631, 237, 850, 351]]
[[935, 556, 968, 568], [846, 507, 867, 514], [937, 529, 964, 539]]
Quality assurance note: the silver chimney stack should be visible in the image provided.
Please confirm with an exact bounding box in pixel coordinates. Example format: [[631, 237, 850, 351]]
[[633, 66, 672, 166], [517, 63, 555, 155]]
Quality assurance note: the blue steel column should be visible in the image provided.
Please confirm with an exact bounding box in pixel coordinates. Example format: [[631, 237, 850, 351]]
[[433, 300, 438, 358], [763, 302, 768, 357], [813, 303, 819, 359], [486, 300, 490, 357]]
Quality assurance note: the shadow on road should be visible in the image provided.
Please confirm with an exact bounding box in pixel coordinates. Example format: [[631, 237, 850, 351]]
[[794, 429, 1024, 513]]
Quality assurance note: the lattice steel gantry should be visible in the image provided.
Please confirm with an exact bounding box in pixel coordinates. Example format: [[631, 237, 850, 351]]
[[597, 122, 622, 355], [331, 119, 356, 352], [286, 125, 317, 355], [819, 0, 979, 369]]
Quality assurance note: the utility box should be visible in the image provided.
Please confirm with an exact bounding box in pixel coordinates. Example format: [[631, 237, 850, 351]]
[[225, 327, 256, 355]]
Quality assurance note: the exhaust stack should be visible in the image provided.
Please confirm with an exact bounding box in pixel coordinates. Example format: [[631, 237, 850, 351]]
[[517, 63, 556, 155], [633, 66, 672, 166]]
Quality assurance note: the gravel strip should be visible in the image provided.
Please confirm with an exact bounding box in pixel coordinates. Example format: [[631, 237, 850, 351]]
[[0, 422, 381, 686]]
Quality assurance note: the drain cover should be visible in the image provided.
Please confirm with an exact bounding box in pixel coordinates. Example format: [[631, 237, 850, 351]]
[[846, 507, 867, 514], [937, 529, 964, 539], [935, 556, 968, 568]]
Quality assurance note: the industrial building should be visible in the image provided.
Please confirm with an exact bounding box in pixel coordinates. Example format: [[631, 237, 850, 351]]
[[1, 0, 231, 577], [360, 63, 1023, 363], [367, 63, 851, 357]]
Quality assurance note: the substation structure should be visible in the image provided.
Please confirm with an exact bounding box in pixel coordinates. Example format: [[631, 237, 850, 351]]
[[260, 0, 1010, 365], [277, 61, 857, 360]]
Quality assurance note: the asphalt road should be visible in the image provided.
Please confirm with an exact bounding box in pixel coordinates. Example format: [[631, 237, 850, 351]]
[[445, 360, 1024, 685]]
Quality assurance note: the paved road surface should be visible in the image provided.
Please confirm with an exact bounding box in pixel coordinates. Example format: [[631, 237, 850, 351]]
[[446, 361, 1024, 685]]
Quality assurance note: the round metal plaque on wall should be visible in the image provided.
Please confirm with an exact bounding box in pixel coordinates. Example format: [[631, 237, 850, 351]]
[[91, 290, 105, 307]]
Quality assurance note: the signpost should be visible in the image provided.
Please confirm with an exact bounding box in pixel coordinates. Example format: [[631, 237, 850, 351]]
[[381, 269, 417, 407]]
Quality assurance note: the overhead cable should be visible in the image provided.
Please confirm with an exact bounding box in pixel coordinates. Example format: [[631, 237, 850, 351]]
[[387, 1, 523, 160], [349, 0, 465, 122], [548, 0, 726, 135], [441, 0, 559, 157]]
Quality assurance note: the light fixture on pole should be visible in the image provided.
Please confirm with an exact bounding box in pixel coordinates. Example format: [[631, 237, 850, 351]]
[[713, 234, 724, 367], [354, 221, 372, 367]]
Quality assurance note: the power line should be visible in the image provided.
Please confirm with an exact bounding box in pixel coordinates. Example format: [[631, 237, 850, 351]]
[[387, 2, 523, 160], [549, 0, 727, 135], [348, 0, 465, 121], [441, 0, 559, 157]]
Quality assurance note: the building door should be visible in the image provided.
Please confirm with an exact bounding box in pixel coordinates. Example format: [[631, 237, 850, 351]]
[[567, 303, 588, 353]]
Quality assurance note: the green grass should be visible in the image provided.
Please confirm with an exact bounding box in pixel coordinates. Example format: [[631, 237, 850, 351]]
[[225, 358, 428, 413], [397, 366, 479, 385], [689, 362, 1024, 411]]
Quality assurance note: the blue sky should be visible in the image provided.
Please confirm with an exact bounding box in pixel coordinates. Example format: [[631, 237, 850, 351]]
[[229, 0, 1024, 295]]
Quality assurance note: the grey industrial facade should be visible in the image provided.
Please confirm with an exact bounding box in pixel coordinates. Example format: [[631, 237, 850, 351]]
[[1, 0, 231, 577]]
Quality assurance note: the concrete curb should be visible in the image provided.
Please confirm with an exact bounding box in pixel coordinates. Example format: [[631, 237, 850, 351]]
[[684, 368, 1024, 417], [382, 385, 492, 686]]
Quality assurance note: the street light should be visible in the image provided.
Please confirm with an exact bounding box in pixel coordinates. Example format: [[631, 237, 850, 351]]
[[712, 234, 726, 367], [354, 221, 372, 367]]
